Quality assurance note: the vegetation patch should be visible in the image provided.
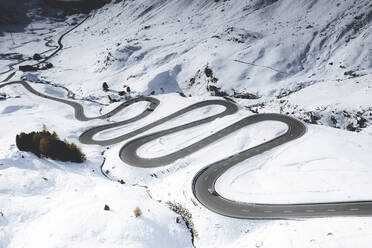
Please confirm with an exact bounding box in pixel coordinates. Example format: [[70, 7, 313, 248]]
[[16, 125, 86, 163], [134, 207, 142, 217]]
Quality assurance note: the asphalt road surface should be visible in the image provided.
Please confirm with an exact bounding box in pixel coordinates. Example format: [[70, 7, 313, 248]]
[[0, 15, 89, 75], [2, 80, 372, 218]]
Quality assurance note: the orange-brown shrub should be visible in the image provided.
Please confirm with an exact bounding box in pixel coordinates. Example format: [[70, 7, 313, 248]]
[[16, 126, 86, 163], [134, 207, 142, 217]]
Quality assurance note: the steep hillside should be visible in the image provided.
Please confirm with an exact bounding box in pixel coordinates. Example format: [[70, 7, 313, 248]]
[[34, 0, 372, 131], [0, 0, 31, 26]]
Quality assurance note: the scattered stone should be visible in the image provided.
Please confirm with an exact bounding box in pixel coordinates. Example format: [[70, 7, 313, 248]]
[[204, 66, 213, 78], [207, 85, 228, 97], [233, 90, 259, 99], [0, 92, 6, 100], [167, 202, 197, 242], [189, 77, 196, 86], [256, 241, 263, 247], [108, 94, 120, 103], [344, 70, 357, 77], [33, 53, 42, 60], [38, 62, 53, 70], [346, 123, 356, 131], [309, 111, 320, 124], [150, 173, 158, 178], [118, 91, 126, 96], [104, 204, 110, 211], [357, 116, 367, 128], [102, 82, 109, 92], [330, 115, 337, 126], [44, 62, 53, 69], [223, 96, 236, 103], [354, 13, 365, 20]]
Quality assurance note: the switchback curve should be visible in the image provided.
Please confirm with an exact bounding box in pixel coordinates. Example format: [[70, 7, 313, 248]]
[[2, 80, 372, 219]]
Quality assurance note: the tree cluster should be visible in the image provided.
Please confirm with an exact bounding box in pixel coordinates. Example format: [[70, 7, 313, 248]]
[[16, 126, 86, 163]]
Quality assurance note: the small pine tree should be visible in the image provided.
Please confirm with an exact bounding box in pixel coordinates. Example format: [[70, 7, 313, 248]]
[[102, 82, 109, 92], [16, 125, 86, 163]]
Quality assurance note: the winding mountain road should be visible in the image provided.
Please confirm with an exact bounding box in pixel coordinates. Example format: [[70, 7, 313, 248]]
[[2, 80, 372, 218], [0, 15, 89, 76]]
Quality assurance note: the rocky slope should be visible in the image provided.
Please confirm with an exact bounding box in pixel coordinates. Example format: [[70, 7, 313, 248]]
[[30, 0, 372, 132]]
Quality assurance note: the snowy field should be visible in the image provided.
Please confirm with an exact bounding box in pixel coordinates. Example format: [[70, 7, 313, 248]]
[[1, 0, 372, 247]]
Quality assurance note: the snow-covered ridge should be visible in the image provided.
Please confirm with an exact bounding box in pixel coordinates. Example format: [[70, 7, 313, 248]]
[[28, 0, 371, 131]]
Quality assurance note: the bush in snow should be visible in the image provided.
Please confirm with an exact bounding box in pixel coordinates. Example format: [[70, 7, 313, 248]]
[[134, 207, 142, 217], [16, 126, 86, 163]]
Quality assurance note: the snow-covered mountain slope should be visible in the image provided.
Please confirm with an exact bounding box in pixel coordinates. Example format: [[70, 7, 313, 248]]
[[5, 0, 369, 131], [0, 83, 193, 248], [1, 0, 372, 247]]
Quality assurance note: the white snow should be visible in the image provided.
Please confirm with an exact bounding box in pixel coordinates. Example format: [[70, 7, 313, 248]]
[[216, 125, 372, 204], [1, 0, 372, 247], [0, 82, 192, 248], [0, 155, 191, 248]]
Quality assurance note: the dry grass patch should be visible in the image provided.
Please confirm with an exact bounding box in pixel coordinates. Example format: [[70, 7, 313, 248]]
[[134, 207, 142, 217]]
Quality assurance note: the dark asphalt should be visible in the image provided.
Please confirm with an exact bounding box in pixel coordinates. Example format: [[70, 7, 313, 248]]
[[2, 80, 372, 219]]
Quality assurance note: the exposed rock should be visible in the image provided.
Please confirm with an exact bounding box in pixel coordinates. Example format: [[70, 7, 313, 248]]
[[0, 92, 6, 100], [33, 53, 42, 60], [167, 202, 197, 245], [207, 85, 228, 97], [233, 90, 259, 99], [102, 82, 109, 92]]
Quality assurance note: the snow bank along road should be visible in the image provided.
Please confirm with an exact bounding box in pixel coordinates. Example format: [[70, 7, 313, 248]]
[[2, 80, 372, 219]]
